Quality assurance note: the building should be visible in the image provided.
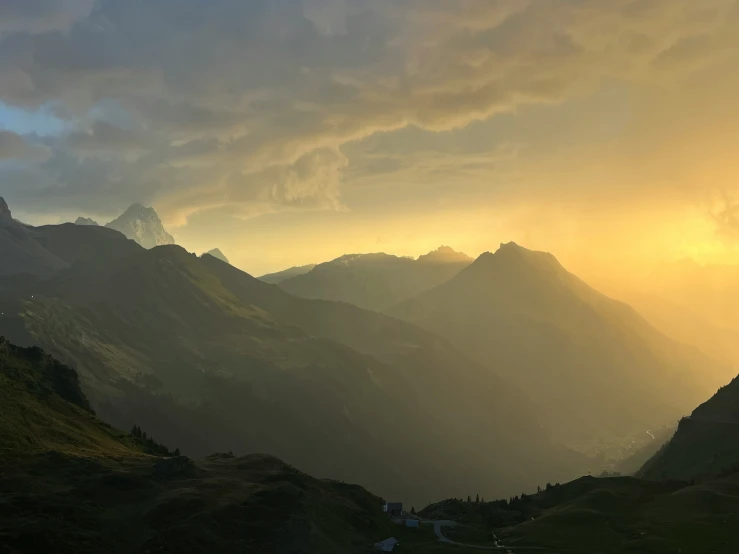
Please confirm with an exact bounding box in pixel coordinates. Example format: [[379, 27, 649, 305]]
[[373, 537, 399, 552], [383, 502, 403, 517]]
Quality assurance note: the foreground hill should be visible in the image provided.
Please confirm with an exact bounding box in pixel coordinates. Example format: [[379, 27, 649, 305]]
[[640, 374, 739, 482], [0, 211, 584, 506], [388, 242, 730, 444], [421, 473, 739, 554], [278, 246, 473, 311], [0, 338, 406, 554]]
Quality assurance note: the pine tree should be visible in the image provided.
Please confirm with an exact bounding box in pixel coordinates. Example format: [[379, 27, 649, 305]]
[[467, 495, 472, 503], [411, 506, 416, 515], [475, 494, 480, 503], [174, 448, 181, 456]]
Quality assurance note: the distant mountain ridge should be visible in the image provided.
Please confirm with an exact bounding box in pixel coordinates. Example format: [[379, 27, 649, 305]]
[[74, 217, 99, 226], [278, 247, 473, 311], [259, 264, 316, 284], [387, 242, 731, 444]]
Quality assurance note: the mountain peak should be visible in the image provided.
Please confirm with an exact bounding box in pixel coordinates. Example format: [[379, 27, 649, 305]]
[[105, 203, 175, 249], [0, 196, 11, 222], [74, 217, 99, 226], [417, 246, 473, 264], [204, 248, 229, 264]]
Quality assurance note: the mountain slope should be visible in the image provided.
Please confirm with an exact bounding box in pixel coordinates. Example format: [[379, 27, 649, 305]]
[[387, 242, 730, 444], [639, 374, 739, 482], [279, 247, 473, 311], [105, 203, 175, 248], [0, 197, 68, 277], [0, 337, 410, 554], [0, 221, 585, 506], [259, 264, 316, 284]]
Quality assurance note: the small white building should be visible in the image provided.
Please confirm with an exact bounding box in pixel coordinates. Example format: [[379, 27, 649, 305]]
[[374, 537, 399, 552]]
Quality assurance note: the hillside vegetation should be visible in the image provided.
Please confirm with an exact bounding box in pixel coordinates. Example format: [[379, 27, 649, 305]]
[[0, 338, 409, 553]]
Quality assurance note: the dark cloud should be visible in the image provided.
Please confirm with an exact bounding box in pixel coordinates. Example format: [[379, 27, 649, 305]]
[[0, 0, 95, 35], [0, 130, 51, 161]]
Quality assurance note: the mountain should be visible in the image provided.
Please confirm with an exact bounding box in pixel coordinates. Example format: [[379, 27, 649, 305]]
[[639, 374, 739, 482], [387, 242, 731, 445], [0, 337, 411, 554], [417, 245, 474, 264], [0, 196, 69, 278], [0, 213, 585, 506], [74, 217, 99, 226], [278, 247, 473, 311], [259, 263, 316, 284], [203, 247, 229, 264], [105, 203, 175, 249]]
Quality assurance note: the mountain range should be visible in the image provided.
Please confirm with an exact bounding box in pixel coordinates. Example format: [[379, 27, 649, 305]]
[[386, 242, 732, 445], [3, 195, 735, 510], [276, 246, 473, 311], [259, 264, 316, 284], [0, 198, 583, 506]]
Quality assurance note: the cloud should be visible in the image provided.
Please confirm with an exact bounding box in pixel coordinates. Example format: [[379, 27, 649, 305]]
[[0, 0, 95, 35], [0, 130, 51, 161], [711, 193, 739, 241], [0, 0, 738, 224]]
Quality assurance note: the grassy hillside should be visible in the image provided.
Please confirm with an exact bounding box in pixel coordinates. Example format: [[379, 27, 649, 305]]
[[388, 242, 730, 445], [420, 473, 739, 554], [0, 338, 417, 554], [279, 249, 472, 311], [0, 226, 585, 507]]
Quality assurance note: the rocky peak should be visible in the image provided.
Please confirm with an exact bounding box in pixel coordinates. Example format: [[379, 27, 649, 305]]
[[204, 248, 229, 264], [105, 203, 175, 249], [0, 197, 11, 222], [74, 217, 99, 226], [417, 245, 473, 264]]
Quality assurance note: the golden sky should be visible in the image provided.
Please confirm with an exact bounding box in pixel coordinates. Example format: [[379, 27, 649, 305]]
[[2, 0, 739, 276]]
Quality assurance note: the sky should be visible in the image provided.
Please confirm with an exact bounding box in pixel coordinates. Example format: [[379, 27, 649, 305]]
[[1, 0, 739, 277]]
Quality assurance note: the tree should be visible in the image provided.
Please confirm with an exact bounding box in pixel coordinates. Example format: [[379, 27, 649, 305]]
[[481, 496, 484, 503], [545, 482, 552, 492], [467, 495, 472, 503], [411, 506, 416, 515], [174, 448, 181, 456], [537, 485, 541, 493], [475, 494, 480, 503]]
